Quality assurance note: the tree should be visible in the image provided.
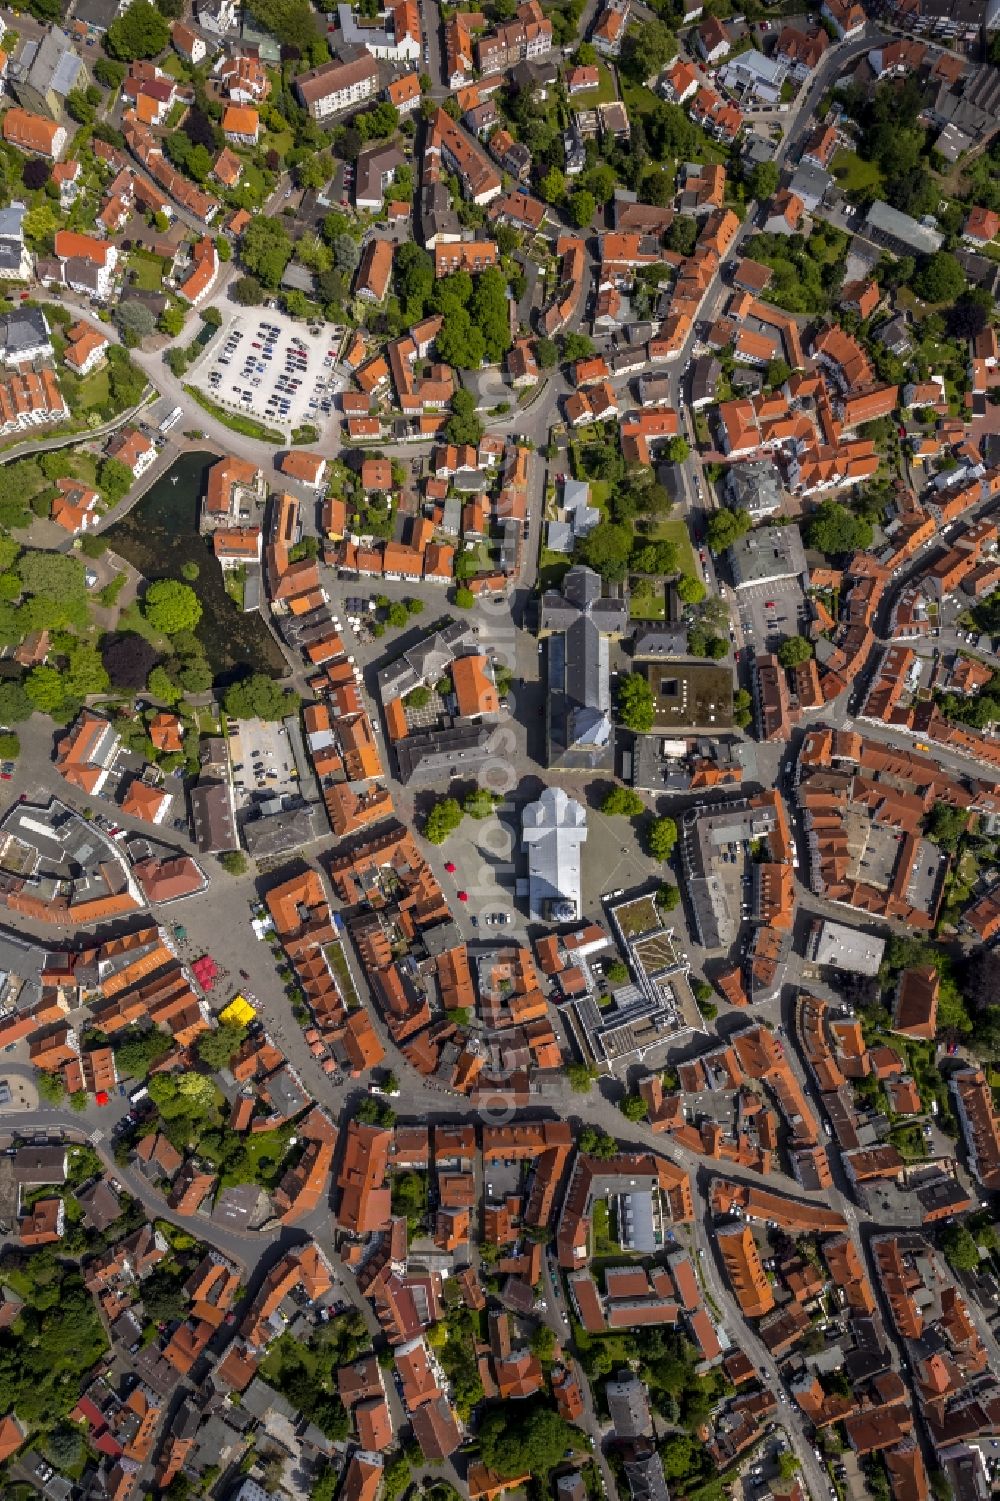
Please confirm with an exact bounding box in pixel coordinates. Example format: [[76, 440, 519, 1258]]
[[617, 672, 655, 732], [749, 160, 780, 200], [223, 673, 299, 721], [657, 883, 680, 910], [940, 1225, 980, 1273], [0, 679, 33, 724], [733, 687, 753, 729], [805, 501, 873, 556], [676, 573, 705, 605], [98, 457, 133, 505], [621, 18, 676, 82], [567, 1062, 596, 1092], [219, 851, 248, 875], [706, 507, 750, 553], [777, 635, 813, 668], [539, 166, 566, 204], [579, 521, 633, 581], [445, 388, 484, 446], [106, 0, 170, 59], [535, 337, 558, 369], [240, 218, 294, 289], [647, 816, 678, 861], [25, 665, 69, 716], [454, 587, 474, 609], [470, 267, 514, 363], [115, 298, 157, 343], [561, 332, 593, 363], [143, 579, 202, 635], [331, 234, 361, 273], [95, 57, 126, 89], [912, 251, 966, 305], [667, 216, 698, 256], [232, 275, 265, 306], [102, 633, 160, 691], [244, 0, 319, 46], [159, 305, 185, 337], [767, 358, 792, 389], [621, 1092, 648, 1121], [569, 189, 596, 228], [463, 789, 499, 819], [22, 159, 50, 192], [425, 798, 463, 844], [478, 1401, 584, 1478], [147, 665, 182, 705], [602, 786, 644, 816], [387, 601, 408, 629], [196, 1023, 247, 1071], [666, 436, 690, 462], [66, 645, 110, 698]]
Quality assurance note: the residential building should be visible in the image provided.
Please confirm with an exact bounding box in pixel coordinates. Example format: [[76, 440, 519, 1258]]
[[106, 425, 156, 478], [0, 307, 51, 366], [51, 229, 118, 300], [3, 107, 67, 160], [355, 239, 394, 303], [0, 203, 33, 281], [337, 1, 421, 61], [63, 319, 110, 375], [355, 143, 405, 211], [11, 29, 88, 120], [295, 52, 380, 120]]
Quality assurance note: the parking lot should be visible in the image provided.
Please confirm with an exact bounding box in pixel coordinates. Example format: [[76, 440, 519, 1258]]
[[734, 577, 808, 655], [189, 310, 346, 435], [227, 717, 300, 810]]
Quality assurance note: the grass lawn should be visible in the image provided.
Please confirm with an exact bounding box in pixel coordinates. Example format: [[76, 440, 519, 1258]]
[[184, 384, 283, 443], [61, 449, 100, 488], [569, 62, 618, 106], [73, 366, 110, 413], [590, 479, 611, 517], [128, 251, 167, 292], [263, 130, 293, 160], [629, 579, 666, 620], [325, 941, 359, 1011], [831, 149, 884, 197], [648, 516, 698, 578], [538, 549, 572, 591], [620, 77, 662, 124], [465, 539, 495, 574], [160, 52, 188, 80], [219, 1127, 294, 1188]]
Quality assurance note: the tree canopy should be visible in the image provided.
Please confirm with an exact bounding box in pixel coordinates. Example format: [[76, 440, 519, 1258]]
[[617, 673, 655, 732], [777, 635, 814, 668], [647, 816, 678, 861], [240, 218, 294, 290], [143, 580, 202, 635], [425, 798, 463, 844], [912, 251, 966, 305], [805, 501, 873, 557], [478, 1401, 585, 1479], [223, 673, 299, 722], [106, 0, 169, 59]]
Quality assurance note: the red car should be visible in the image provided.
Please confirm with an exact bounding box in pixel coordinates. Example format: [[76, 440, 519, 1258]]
[[457, 891, 469, 902], [444, 861, 456, 873]]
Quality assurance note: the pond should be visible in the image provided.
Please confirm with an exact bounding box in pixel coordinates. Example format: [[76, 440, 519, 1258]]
[[103, 449, 286, 686]]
